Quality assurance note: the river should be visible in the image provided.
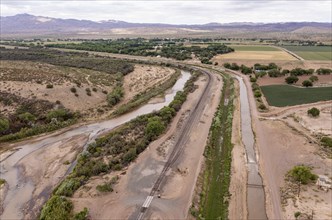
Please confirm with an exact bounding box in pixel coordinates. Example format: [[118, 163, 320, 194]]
[[0, 70, 191, 220]]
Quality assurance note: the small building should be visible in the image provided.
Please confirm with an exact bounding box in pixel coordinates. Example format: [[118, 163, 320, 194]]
[[316, 175, 332, 191]]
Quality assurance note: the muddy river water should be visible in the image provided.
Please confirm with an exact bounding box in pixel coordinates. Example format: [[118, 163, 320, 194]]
[[236, 75, 268, 219], [0, 71, 191, 220]]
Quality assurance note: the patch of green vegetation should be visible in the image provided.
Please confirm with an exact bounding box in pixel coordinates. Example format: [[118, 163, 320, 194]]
[[198, 74, 234, 219], [0, 119, 77, 143], [0, 47, 134, 75], [307, 107, 320, 117], [0, 178, 6, 186], [107, 86, 124, 107], [260, 85, 332, 107], [321, 136, 332, 148], [39, 196, 88, 220], [230, 45, 280, 51], [287, 165, 318, 184], [283, 46, 332, 60], [45, 39, 233, 63], [96, 176, 119, 192], [39, 196, 73, 220]]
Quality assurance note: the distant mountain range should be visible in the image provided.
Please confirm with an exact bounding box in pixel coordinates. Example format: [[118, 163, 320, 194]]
[[1, 14, 331, 39]]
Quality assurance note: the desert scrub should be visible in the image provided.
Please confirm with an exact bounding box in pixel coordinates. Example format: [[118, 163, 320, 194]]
[[107, 86, 124, 107], [0, 178, 6, 186], [46, 84, 54, 89], [321, 136, 332, 148], [96, 176, 118, 192], [287, 165, 318, 184]]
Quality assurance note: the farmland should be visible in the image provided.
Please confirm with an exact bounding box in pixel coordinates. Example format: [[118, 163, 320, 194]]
[[283, 46, 332, 60], [230, 45, 280, 51], [260, 85, 332, 107], [214, 45, 296, 61]]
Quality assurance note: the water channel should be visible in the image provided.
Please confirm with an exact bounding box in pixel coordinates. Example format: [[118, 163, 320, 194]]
[[236, 75, 268, 220]]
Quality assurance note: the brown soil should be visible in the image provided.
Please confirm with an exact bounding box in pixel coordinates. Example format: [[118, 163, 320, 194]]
[[18, 134, 88, 219], [123, 65, 175, 102]]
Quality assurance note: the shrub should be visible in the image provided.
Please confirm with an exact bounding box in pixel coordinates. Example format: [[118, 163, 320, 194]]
[[288, 165, 318, 184], [96, 182, 113, 192], [18, 112, 36, 123], [54, 177, 83, 197], [250, 77, 257, 82], [251, 82, 260, 91], [307, 107, 320, 117], [73, 208, 89, 220], [0, 178, 6, 186], [0, 118, 10, 132], [294, 211, 301, 219], [309, 75, 318, 82], [46, 109, 71, 122], [70, 87, 77, 93], [55, 100, 61, 105], [254, 90, 262, 98], [123, 148, 137, 164], [321, 136, 332, 148], [258, 104, 267, 110], [302, 80, 313, 87], [285, 76, 299, 84], [46, 84, 53, 89], [317, 68, 332, 75], [92, 88, 97, 92], [145, 116, 165, 140], [107, 86, 124, 107], [39, 195, 73, 220], [85, 88, 91, 93]]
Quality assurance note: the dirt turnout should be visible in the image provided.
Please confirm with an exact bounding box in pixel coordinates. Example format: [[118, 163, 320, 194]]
[[71, 71, 222, 219]]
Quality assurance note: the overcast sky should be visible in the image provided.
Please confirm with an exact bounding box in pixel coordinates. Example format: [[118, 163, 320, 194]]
[[1, 0, 331, 24]]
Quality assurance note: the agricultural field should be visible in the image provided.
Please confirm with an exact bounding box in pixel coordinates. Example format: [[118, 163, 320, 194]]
[[260, 85, 332, 107], [283, 46, 332, 60], [229, 45, 280, 51], [214, 45, 296, 61]]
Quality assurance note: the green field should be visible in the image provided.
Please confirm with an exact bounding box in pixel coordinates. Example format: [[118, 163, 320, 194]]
[[283, 46, 332, 60], [230, 45, 280, 51], [261, 85, 332, 107]]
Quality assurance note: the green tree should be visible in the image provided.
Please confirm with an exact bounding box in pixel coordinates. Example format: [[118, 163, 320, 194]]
[[39, 196, 73, 220], [285, 76, 299, 84], [18, 112, 36, 123], [0, 118, 10, 132], [145, 116, 165, 140], [302, 80, 313, 87], [288, 165, 317, 184], [309, 75, 318, 82], [307, 107, 320, 117]]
